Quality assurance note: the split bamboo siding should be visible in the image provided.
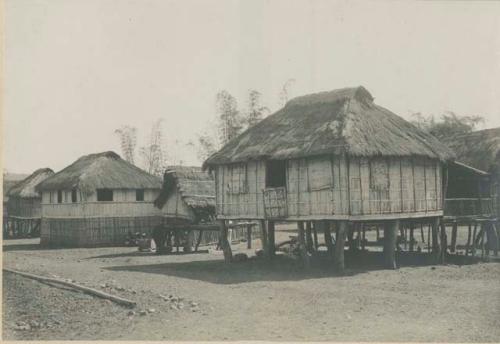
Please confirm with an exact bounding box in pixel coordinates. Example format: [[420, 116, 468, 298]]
[[215, 155, 443, 221], [40, 188, 162, 247]]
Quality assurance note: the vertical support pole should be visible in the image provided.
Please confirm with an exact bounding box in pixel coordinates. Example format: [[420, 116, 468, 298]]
[[431, 217, 440, 257], [267, 221, 276, 258], [420, 224, 425, 244], [472, 222, 478, 257], [480, 223, 486, 258], [219, 220, 232, 263], [384, 220, 399, 269], [312, 222, 319, 251], [259, 220, 268, 254], [246, 224, 252, 249], [361, 224, 366, 251], [305, 222, 314, 253], [323, 221, 334, 261], [409, 222, 415, 252], [334, 221, 347, 272], [465, 223, 472, 256], [450, 221, 458, 253], [347, 224, 355, 251], [490, 222, 499, 257], [427, 224, 431, 252], [440, 221, 447, 263], [376, 227, 380, 242], [297, 221, 310, 267]]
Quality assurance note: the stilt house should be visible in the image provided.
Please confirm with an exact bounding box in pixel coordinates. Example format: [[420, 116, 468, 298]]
[[204, 86, 455, 267], [36, 151, 162, 247], [5, 168, 54, 237], [154, 166, 216, 224], [444, 127, 500, 217]]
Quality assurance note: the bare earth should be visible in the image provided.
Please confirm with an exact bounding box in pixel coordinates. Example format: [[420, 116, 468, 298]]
[[2, 227, 500, 342]]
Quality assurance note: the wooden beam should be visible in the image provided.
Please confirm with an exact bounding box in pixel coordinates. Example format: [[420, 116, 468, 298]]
[[305, 222, 314, 253], [334, 221, 347, 272], [323, 221, 334, 261], [260, 220, 268, 254], [246, 224, 252, 249], [219, 220, 232, 263], [450, 222, 458, 253], [297, 221, 310, 267], [312, 222, 319, 250], [384, 220, 399, 269], [267, 221, 276, 258], [440, 221, 447, 263]]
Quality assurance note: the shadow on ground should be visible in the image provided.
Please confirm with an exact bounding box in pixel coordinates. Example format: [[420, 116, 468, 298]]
[[105, 250, 484, 285]]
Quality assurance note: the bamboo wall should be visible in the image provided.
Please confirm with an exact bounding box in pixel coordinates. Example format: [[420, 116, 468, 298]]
[[7, 197, 42, 219], [215, 155, 443, 220], [40, 187, 162, 247], [159, 187, 195, 220]]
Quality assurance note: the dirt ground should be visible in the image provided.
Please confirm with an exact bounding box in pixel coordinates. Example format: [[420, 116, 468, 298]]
[[2, 225, 500, 341]]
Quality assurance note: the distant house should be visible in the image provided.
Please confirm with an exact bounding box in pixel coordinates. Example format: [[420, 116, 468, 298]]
[[154, 166, 216, 224], [4, 169, 54, 237], [204, 86, 455, 267], [36, 151, 162, 247], [444, 127, 500, 217], [3, 172, 29, 216]]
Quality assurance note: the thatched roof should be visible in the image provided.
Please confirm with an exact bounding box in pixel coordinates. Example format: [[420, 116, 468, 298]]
[[36, 151, 161, 194], [154, 166, 215, 212], [7, 168, 54, 199], [3, 172, 29, 202], [444, 127, 500, 174], [204, 86, 454, 167]]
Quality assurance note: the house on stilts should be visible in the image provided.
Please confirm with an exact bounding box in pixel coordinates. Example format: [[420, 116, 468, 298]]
[[153, 165, 259, 253], [203, 86, 455, 269], [442, 128, 500, 256], [36, 151, 162, 247], [4, 168, 54, 238]]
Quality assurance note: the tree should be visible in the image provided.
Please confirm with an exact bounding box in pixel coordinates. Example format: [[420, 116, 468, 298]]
[[410, 111, 484, 140], [278, 78, 296, 107], [114, 126, 137, 164], [245, 89, 269, 128], [140, 119, 167, 176], [216, 90, 242, 144]]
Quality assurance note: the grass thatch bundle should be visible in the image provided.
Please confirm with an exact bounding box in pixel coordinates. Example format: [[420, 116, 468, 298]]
[[36, 151, 161, 195], [7, 168, 54, 199], [204, 86, 455, 167], [444, 127, 500, 174], [154, 165, 215, 214]]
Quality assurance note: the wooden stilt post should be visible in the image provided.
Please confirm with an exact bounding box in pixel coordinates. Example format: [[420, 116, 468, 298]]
[[376, 227, 380, 242], [420, 224, 425, 244], [466, 223, 472, 256], [472, 222, 478, 257], [450, 221, 458, 253], [219, 220, 232, 263], [384, 220, 399, 269], [427, 224, 431, 252], [312, 222, 319, 251], [409, 222, 415, 252], [490, 222, 499, 256], [440, 221, 447, 263], [347, 224, 355, 252], [246, 224, 252, 249], [431, 217, 440, 258], [480, 223, 486, 258], [361, 224, 366, 251], [305, 222, 314, 253], [334, 221, 347, 272], [267, 221, 276, 258], [297, 221, 310, 267], [323, 221, 334, 261], [260, 220, 268, 254]]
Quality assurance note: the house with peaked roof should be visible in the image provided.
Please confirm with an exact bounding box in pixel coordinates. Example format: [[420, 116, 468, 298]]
[[36, 151, 162, 247], [4, 168, 54, 237], [204, 86, 455, 268]]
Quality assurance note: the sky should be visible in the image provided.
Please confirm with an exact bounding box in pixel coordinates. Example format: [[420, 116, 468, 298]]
[[3, 0, 500, 174]]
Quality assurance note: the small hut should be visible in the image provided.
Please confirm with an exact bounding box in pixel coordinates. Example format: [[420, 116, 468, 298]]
[[204, 86, 455, 268], [153, 166, 217, 252], [444, 127, 500, 217], [154, 166, 216, 224], [4, 168, 54, 237], [36, 151, 162, 247]]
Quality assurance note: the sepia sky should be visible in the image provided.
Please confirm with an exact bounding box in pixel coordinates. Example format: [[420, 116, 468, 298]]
[[4, 0, 500, 174]]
